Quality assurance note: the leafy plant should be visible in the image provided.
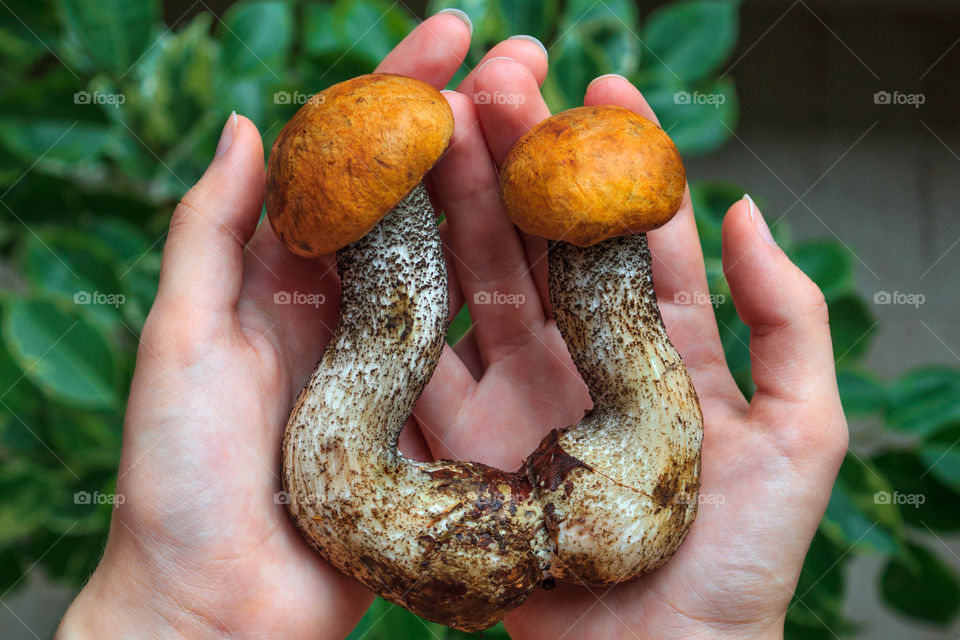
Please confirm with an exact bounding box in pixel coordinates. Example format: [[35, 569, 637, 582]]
[[0, 0, 957, 637]]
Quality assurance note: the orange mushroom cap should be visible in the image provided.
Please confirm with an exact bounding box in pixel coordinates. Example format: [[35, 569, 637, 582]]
[[499, 105, 686, 247], [266, 73, 454, 257]]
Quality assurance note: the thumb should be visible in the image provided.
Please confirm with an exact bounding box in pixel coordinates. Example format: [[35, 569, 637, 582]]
[[721, 195, 846, 441], [156, 112, 265, 313]]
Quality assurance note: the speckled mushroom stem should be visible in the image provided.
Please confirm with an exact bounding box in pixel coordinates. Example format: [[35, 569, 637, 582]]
[[537, 234, 703, 584], [282, 183, 549, 632]]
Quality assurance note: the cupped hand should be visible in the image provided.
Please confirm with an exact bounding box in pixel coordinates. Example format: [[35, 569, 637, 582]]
[[422, 65, 849, 639], [55, 14, 551, 640]]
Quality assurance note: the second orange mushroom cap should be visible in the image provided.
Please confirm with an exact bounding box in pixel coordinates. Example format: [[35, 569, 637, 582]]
[[499, 105, 686, 247]]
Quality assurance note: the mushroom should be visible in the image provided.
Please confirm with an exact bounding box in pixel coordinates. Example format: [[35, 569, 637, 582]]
[[270, 83, 702, 631], [270, 73, 547, 631], [500, 105, 703, 584]]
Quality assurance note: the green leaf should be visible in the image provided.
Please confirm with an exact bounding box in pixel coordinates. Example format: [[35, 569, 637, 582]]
[[501, 0, 558, 41], [219, 1, 293, 77], [837, 368, 886, 418], [828, 294, 876, 363], [447, 304, 472, 346], [445, 622, 510, 639], [0, 335, 42, 428], [3, 297, 119, 409], [19, 228, 123, 311], [346, 597, 445, 639], [0, 463, 52, 545], [791, 240, 853, 300], [26, 529, 105, 588], [87, 218, 153, 265], [84, 219, 160, 328], [124, 13, 219, 153], [690, 180, 742, 264], [546, 0, 642, 109], [881, 541, 960, 624], [304, 0, 414, 69], [715, 304, 752, 395], [58, 0, 159, 75], [872, 450, 960, 532], [787, 533, 851, 634], [427, 0, 502, 65], [45, 467, 119, 535], [0, 0, 62, 81], [548, 30, 602, 110], [887, 367, 960, 437], [641, 0, 740, 83], [641, 78, 738, 154], [0, 118, 111, 168], [784, 619, 842, 640], [821, 454, 903, 554], [46, 406, 122, 471], [0, 546, 24, 594], [919, 422, 960, 493]]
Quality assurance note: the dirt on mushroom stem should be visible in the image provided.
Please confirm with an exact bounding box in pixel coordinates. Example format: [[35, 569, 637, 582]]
[[282, 185, 702, 631]]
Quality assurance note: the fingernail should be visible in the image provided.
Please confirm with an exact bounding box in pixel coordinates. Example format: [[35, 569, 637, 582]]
[[744, 193, 776, 245], [214, 111, 238, 160], [435, 8, 473, 36], [475, 55, 515, 75], [508, 35, 548, 61], [588, 73, 629, 89]]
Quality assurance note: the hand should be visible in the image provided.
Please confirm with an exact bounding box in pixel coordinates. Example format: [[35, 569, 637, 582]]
[[419, 66, 849, 639], [55, 14, 553, 640]]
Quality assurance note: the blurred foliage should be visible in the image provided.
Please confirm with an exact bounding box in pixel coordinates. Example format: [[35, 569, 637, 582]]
[[0, 0, 957, 638]]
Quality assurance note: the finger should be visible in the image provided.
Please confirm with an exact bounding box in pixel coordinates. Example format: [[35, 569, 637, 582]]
[[374, 13, 472, 87], [473, 58, 557, 319], [583, 73, 658, 121], [157, 114, 264, 313], [457, 36, 549, 96], [474, 57, 551, 164], [398, 416, 433, 462], [438, 220, 466, 321], [584, 76, 742, 409], [452, 326, 482, 380], [241, 220, 342, 387], [433, 86, 545, 363], [584, 75, 704, 300], [415, 343, 477, 458], [722, 196, 844, 431]]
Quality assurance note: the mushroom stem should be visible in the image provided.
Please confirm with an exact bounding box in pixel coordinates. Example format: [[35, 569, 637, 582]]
[[283, 183, 547, 632], [539, 234, 703, 583]]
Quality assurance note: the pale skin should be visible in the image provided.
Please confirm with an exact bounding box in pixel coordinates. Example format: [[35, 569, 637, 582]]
[[57, 13, 848, 640]]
